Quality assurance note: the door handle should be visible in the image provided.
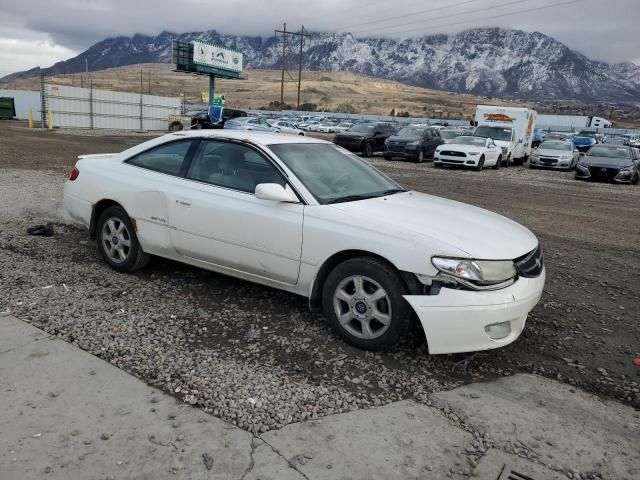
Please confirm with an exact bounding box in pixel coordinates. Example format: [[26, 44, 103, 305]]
[[176, 197, 192, 207]]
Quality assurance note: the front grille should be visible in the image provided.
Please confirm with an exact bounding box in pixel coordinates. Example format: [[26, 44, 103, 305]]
[[441, 150, 467, 157], [388, 144, 406, 153], [539, 156, 558, 165], [440, 158, 464, 164], [588, 166, 618, 181], [514, 245, 544, 278]]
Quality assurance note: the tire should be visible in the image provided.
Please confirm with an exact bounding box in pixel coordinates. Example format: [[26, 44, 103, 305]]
[[632, 172, 639, 185], [415, 149, 425, 163], [362, 142, 373, 158], [504, 154, 510, 168], [475, 155, 485, 171], [96, 206, 150, 273], [195, 123, 203, 130], [493, 155, 502, 170], [168, 122, 183, 132], [298, 132, 305, 136], [321, 257, 412, 350]]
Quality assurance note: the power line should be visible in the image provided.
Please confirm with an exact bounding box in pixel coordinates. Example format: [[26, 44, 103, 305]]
[[364, 0, 583, 37], [349, 0, 530, 36], [330, 0, 480, 32]]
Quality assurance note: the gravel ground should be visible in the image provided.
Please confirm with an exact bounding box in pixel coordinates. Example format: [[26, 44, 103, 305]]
[[1, 125, 639, 436]]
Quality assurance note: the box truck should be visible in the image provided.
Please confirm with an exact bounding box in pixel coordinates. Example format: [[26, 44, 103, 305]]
[[474, 106, 537, 165]]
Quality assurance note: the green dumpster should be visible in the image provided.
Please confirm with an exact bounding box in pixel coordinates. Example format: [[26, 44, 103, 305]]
[[0, 97, 16, 119]]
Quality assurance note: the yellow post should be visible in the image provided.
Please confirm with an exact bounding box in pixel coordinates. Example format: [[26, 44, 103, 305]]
[[28, 109, 33, 128], [47, 110, 53, 130]]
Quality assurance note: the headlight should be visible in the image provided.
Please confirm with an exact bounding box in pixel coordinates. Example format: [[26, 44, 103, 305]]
[[406, 141, 419, 147], [532, 151, 540, 158], [560, 154, 571, 159], [432, 257, 516, 285]]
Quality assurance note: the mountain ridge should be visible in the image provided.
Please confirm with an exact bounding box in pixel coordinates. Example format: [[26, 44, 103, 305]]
[[3, 27, 639, 102]]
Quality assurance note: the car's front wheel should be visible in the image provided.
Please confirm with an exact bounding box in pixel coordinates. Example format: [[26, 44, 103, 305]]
[[415, 149, 425, 163], [493, 155, 502, 169], [322, 257, 412, 350], [96, 206, 150, 273], [362, 142, 373, 158]]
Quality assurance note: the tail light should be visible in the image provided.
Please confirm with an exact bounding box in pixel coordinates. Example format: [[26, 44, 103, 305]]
[[69, 166, 79, 181]]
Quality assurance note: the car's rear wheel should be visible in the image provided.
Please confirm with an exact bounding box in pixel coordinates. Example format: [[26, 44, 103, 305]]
[[493, 155, 502, 169], [195, 123, 203, 130], [362, 142, 373, 158], [96, 206, 150, 273], [322, 257, 412, 350]]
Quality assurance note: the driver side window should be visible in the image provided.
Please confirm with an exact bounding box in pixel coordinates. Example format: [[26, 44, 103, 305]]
[[186, 141, 286, 193]]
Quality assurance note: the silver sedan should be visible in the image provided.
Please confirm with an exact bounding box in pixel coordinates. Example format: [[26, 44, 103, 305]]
[[530, 140, 580, 171]]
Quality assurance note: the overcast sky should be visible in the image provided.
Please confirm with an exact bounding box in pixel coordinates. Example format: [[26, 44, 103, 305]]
[[1, 0, 638, 77]]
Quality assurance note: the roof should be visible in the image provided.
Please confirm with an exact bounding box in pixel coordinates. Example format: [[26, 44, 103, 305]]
[[168, 129, 331, 147]]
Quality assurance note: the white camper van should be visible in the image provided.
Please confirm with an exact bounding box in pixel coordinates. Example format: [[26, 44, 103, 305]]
[[474, 106, 537, 165]]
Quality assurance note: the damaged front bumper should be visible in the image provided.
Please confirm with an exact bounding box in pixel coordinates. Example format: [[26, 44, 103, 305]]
[[403, 269, 545, 354]]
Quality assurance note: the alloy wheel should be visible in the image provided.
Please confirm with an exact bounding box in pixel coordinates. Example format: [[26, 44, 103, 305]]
[[101, 217, 132, 264], [332, 275, 392, 340]]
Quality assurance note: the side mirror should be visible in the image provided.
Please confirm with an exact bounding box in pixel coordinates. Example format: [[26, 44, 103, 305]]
[[255, 183, 298, 203]]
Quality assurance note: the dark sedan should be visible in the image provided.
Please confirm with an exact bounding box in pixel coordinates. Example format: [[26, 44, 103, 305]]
[[575, 145, 640, 184], [333, 123, 395, 157], [383, 126, 444, 163]]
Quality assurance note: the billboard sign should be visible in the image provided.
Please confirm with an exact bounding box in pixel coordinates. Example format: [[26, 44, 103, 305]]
[[193, 41, 243, 73]]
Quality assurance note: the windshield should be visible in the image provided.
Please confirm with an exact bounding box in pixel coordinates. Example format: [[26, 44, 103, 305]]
[[577, 131, 596, 137], [348, 124, 375, 135], [396, 127, 425, 139], [474, 126, 513, 142], [452, 136, 486, 146], [268, 143, 403, 204], [539, 141, 572, 151], [440, 130, 459, 139], [587, 146, 631, 159]]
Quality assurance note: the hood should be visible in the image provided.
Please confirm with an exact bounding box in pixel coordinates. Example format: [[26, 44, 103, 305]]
[[493, 140, 511, 148], [336, 132, 369, 139], [329, 191, 538, 260], [387, 135, 420, 143], [580, 157, 632, 168], [438, 143, 484, 152], [535, 148, 571, 157]]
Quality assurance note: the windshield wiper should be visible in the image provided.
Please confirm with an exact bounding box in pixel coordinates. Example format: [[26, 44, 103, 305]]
[[326, 189, 406, 204], [379, 188, 406, 196], [326, 194, 380, 204]]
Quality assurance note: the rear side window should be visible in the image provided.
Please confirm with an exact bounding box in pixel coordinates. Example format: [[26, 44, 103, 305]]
[[127, 140, 192, 176]]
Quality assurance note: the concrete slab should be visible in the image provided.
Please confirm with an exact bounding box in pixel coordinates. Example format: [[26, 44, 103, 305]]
[[261, 399, 475, 480], [0, 316, 301, 480], [473, 449, 565, 480], [434, 374, 640, 480]]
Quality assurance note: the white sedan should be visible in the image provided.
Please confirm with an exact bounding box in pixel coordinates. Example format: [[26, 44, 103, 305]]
[[272, 120, 305, 136], [64, 131, 545, 353], [434, 136, 504, 170]]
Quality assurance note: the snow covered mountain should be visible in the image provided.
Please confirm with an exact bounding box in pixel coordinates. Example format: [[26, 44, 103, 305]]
[[4, 27, 640, 102]]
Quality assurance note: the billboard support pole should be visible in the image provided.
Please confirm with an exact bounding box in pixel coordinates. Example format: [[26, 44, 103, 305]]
[[209, 75, 215, 107]]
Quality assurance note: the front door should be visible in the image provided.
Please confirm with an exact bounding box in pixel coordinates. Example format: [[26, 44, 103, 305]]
[[168, 139, 304, 285]]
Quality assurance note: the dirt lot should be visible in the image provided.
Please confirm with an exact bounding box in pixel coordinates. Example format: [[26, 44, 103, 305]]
[[1, 124, 638, 433]]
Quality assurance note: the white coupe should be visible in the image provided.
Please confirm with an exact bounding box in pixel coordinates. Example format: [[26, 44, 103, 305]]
[[434, 135, 504, 170], [64, 130, 545, 353]]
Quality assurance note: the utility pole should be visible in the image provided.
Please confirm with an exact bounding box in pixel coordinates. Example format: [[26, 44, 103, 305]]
[[297, 25, 305, 109], [280, 23, 286, 107], [274, 23, 309, 110], [85, 57, 88, 74]]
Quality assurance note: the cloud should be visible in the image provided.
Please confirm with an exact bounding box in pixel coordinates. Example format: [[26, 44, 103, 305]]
[[1, 0, 639, 77], [0, 38, 77, 78]]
